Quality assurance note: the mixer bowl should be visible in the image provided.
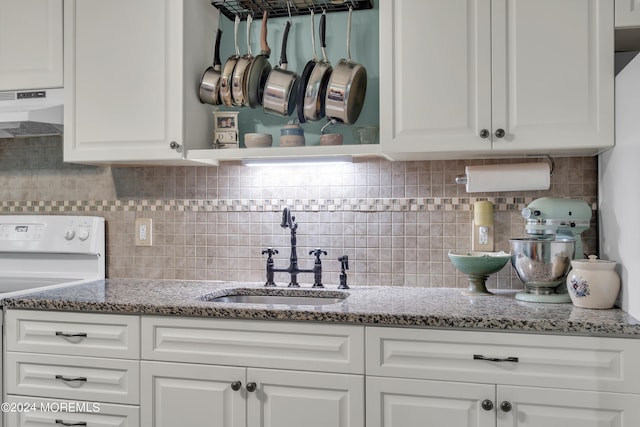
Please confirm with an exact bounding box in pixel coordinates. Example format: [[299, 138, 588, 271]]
[[509, 238, 575, 290]]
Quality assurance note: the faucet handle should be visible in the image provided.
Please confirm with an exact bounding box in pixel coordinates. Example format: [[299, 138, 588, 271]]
[[262, 248, 279, 260], [309, 248, 328, 261]]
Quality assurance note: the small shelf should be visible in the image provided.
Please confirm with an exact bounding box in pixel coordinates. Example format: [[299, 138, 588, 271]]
[[212, 0, 374, 21]]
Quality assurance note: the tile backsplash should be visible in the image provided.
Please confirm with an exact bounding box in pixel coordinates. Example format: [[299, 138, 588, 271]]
[[0, 136, 598, 289]]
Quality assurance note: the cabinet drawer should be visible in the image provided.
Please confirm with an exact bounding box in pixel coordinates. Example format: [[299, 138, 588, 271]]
[[366, 327, 640, 394], [4, 396, 139, 427], [5, 310, 140, 359], [142, 316, 365, 374], [5, 353, 140, 405]]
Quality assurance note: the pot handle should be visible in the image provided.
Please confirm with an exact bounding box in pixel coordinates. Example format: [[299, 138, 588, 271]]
[[246, 14, 253, 56], [260, 10, 270, 57], [346, 6, 352, 62], [280, 20, 291, 67], [311, 10, 318, 62], [234, 15, 240, 56], [214, 29, 222, 69], [320, 10, 328, 61]]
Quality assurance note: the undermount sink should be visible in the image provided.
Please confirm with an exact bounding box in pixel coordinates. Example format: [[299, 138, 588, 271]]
[[201, 288, 348, 306]]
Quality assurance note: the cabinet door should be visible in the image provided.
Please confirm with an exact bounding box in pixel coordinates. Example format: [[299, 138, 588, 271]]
[[141, 361, 245, 427], [491, 0, 614, 153], [615, 0, 640, 28], [247, 368, 365, 427], [367, 376, 495, 427], [63, 0, 216, 164], [0, 0, 62, 91], [497, 385, 640, 427], [379, 0, 493, 158]]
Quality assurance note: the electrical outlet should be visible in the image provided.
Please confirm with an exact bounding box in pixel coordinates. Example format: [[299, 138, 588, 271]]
[[135, 218, 152, 247]]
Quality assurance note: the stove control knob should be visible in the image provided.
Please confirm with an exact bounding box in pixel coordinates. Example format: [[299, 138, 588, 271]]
[[77, 228, 90, 241], [64, 229, 76, 240]]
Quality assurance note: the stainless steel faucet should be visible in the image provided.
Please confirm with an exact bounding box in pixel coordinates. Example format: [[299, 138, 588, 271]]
[[264, 207, 325, 288]]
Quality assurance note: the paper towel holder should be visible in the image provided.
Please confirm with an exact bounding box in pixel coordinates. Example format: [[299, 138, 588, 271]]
[[454, 155, 555, 185]]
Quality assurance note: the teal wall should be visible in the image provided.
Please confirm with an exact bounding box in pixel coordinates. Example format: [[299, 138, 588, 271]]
[[217, 3, 379, 147]]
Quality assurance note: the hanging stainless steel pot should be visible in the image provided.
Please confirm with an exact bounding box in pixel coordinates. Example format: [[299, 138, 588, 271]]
[[232, 14, 254, 106], [304, 10, 333, 122], [263, 21, 299, 117], [245, 11, 272, 109], [296, 10, 319, 123], [199, 28, 223, 105], [220, 15, 241, 107], [325, 7, 367, 124]]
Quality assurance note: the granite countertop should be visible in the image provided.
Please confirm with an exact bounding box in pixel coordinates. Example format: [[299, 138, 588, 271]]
[[3, 278, 640, 338]]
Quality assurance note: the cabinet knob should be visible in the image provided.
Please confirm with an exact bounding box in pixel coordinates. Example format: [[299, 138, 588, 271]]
[[479, 129, 490, 139], [169, 141, 181, 150], [246, 382, 257, 392], [500, 401, 512, 412], [481, 399, 494, 411], [495, 128, 506, 138], [230, 381, 242, 391]]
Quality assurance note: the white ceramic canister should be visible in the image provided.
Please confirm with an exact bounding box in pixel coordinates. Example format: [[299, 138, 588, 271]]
[[567, 255, 620, 309]]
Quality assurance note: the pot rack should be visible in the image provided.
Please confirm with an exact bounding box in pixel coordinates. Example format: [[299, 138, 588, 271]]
[[211, 0, 373, 21]]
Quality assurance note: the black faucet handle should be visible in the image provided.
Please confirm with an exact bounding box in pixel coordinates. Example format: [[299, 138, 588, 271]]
[[310, 248, 328, 261], [262, 248, 279, 260]]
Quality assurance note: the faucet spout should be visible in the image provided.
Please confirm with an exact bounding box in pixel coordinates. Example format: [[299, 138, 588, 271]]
[[280, 207, 297, 232]]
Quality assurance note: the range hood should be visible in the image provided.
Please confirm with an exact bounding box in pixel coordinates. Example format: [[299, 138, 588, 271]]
[[0, 88, 63, 138]]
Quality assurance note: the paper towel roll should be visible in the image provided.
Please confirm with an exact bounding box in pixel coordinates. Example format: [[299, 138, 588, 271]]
[[464, 162, 550, 192]]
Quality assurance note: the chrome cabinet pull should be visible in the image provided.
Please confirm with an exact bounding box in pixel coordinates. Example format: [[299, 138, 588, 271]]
[[55, 332, 88, 338], [481, 399, 494, 411], [494, 128, 506, 138], [246, 382, 257, 392], [231, 381, 242, 391], [55, 420, 87, 426], [479, 129, 490, 138], [55, 375, 88, 382], [473, 354, 519, 363]]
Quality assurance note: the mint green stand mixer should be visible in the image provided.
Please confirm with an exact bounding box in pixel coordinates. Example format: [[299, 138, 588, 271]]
[[509, 197, 592, 303]]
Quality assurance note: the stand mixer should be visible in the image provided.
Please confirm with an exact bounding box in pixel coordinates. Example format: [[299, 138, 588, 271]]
[[509, 197, 592, 303]]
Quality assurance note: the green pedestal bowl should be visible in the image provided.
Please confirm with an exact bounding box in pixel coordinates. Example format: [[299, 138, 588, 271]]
[[448, 251, 511, 296]]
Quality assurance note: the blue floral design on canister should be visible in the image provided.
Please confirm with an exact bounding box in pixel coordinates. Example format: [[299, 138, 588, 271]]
[[570, 276, 590, 298]]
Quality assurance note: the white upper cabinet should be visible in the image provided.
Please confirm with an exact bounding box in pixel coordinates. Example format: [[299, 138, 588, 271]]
[[63, 0, 218, 165], [380, 0, 614, 160], [0, 0, 63, 91], [616, 0, 640, 27]]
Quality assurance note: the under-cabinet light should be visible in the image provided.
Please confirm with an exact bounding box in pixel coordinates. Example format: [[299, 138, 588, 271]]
[[241, 155, 353, 167]]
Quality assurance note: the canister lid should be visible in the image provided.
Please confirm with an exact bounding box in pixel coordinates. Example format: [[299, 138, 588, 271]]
[[570, 255, 617, 270]]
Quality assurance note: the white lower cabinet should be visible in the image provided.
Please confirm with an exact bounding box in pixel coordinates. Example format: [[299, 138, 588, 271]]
[[140, 316, 366, 427], [366, 327, 640, 427], [3, 310, 141, 427], [141, 362, 363, 427], [141, 361, 245, 427], [4, 396, 139, 427], [367, 376, 495, 427], [367, 377, 640, 427], [6, 310, 640, 427]]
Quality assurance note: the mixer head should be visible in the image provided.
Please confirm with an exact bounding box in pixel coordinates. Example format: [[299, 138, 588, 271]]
[[521, 197, 592, 239]]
